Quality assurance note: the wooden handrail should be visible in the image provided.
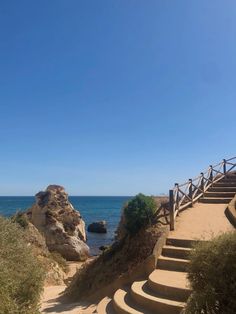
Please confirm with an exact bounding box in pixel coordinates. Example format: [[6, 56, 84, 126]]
[[169, 157, 236, 230]]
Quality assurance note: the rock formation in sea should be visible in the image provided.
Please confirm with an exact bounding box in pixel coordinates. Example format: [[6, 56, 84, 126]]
[[27, 185, 89, 261], [87, 220, 107, 233]]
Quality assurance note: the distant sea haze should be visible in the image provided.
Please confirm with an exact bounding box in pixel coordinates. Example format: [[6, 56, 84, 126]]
[[0, 196, 132, 255]]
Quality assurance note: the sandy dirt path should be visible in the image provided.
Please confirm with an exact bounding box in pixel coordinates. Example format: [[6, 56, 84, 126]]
[[40, 261, 96, 314], [170, 203, 234, 240]]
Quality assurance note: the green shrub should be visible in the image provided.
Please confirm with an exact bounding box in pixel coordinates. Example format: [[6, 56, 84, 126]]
[[124, 193, 157, 235], [186, 232, 236, 314], [0, 216, 44, 314], [11, 211, 29, 229]]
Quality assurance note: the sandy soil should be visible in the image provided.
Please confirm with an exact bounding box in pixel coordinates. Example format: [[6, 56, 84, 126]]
[[40, 261, 96, 314], [170, 203, 234, 240]]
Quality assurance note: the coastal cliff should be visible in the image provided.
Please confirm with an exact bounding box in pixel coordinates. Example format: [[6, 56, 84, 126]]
[[27, 185, 89, 261]]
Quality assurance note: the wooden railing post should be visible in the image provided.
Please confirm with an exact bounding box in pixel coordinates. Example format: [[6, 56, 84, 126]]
[[223, 159, 226, 175], [175, 183, 179, 212], [209, 165, 213, 182], [189, 179, 193, 206], [169, 189, 175, 231], [200, 172, 204, 194]]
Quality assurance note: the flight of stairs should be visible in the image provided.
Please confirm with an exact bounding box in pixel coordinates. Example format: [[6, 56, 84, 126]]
[[96, 172, 236, 314], [200, 173, 236, 204], [96, 238, 196, 314]]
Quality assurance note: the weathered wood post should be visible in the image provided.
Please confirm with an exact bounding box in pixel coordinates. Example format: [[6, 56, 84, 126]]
[[175, 183, 179, 211], [209, 165, 213, 182], [189, 179, 193, 206], [200, 172, 204, 194], [169, 189, 175, 231], [223, 159, 226, 175]]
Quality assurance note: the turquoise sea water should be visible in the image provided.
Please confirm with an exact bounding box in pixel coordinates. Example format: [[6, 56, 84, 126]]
[[0, 196, 132, 255]]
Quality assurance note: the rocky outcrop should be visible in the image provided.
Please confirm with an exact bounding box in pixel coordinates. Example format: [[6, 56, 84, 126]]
[[88, 221, 107, 233], [27, 185, 90, 261]]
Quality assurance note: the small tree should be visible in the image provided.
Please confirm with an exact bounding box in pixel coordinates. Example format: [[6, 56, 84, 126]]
[[124, 193, 156, 235], [186, 232, 236, 314]]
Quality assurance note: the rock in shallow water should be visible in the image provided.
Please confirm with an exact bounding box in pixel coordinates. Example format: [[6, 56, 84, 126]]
[[27, 185, 90, 261], [87, 221, 107, 233]]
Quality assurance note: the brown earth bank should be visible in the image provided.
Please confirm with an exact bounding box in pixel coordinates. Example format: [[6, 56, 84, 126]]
[[63, 196, 169, 303]]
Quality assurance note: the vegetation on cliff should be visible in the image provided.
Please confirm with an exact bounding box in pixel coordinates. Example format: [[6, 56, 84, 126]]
[[124, 193, 157, 235], [0, 216, 44, 314], [11, 211, 68, 285], [65, 195, 169, 301], [186, 232, 236, 314]]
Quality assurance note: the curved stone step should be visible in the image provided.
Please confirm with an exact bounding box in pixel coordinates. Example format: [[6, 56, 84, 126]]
[[199, 197, 231, 204], [204, 191, 235, 198], [97, 296, 115, 314], [148, 269, 191, 301], [214, 182, 236, 187], [166, 238, 198, 248], [162, 245, 191, 259], [209, 186, 236, 192], [131, 280, 185, 314], [157, 255, 190, 272], [113, 288, 152, 314], [219, 178, 236, 183]]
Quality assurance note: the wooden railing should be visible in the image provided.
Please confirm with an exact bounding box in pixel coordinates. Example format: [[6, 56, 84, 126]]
[[169, 157, 236, 230]]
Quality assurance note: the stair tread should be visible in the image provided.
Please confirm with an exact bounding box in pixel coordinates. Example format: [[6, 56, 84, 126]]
[[163, 245, 192, 251], [97, 296, 115, 314], [214, 183, 236, 186], [166, 237, 199, 248], [113, 288, 153, 314], [205, 191, 235, 194], [201, 196, 231, 199], [158, 255, 190, 263], [149, 269, 190, 291], [209, 186, 236, 189], [131, 280, 185, 307]]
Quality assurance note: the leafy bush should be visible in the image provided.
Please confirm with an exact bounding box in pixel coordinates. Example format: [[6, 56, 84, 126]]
[[0, 216, 44, 314], [186, 232, 236, 314], [124, 193, 157, 235], [11, 211, 29, 229]]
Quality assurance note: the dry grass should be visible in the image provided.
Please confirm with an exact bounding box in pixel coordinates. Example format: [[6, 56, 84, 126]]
[[0, 216, 44, 314]]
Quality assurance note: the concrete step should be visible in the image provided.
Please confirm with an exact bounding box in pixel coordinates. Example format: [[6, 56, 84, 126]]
[[219, 177, 236, 182], [148, 269, 192, 302], [157, 255, 190, 272], [113, 288, 153, 314], [204, 191, 235, 198], [162, 245, 191, 260], [208, 186, 236, 192], [97, 296, 116, 314], [214, 182, 236, 187], [199, 197, 231, 204], [131, 280, 185, 314], [166, 238, 198, 248], [217, 178, 236, 183]]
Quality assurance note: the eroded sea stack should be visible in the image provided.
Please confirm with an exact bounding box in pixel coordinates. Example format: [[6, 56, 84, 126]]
[[27, 185, 89, 261]]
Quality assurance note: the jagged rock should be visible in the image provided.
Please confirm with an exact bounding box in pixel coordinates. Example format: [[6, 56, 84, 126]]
[[88, 221, 107, 233], [28, 185, 90, 261]]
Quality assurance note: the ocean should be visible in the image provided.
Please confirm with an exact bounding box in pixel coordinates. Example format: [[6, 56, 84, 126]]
[[0, 196, 132, 255]]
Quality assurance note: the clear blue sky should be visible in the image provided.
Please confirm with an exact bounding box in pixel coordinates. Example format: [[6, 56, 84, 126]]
[[0, 1, 236, 196]]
